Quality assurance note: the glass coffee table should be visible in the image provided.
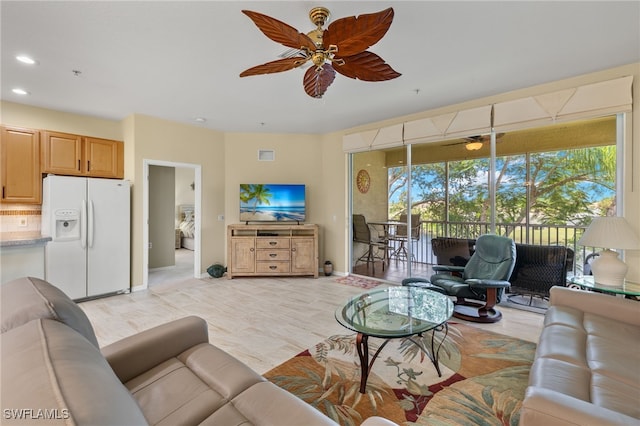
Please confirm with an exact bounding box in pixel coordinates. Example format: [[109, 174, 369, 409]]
[[335, 286, 454, 393]]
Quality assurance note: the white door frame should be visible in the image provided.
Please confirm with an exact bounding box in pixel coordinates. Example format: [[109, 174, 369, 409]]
[[142, 159, 202, 289]]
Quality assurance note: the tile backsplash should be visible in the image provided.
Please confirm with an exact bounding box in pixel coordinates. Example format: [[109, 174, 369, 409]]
[[0, 207, 42, 233]]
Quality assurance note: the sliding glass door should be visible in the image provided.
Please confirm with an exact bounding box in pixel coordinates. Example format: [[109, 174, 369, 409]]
[[349, 115, 621, 281]]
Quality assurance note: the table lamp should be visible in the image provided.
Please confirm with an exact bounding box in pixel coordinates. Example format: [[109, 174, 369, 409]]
[[578, 216, 640, 286]]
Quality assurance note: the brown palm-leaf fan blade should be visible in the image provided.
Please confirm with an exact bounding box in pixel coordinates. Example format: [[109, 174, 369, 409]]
[[323, 7, 394, 57], [333, 51, 401, 81], [303, 64, 336, 98], [240, 57, 309, 77], [242, 10, 317, 51]]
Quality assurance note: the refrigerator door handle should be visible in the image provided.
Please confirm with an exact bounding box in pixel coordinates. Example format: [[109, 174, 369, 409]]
[[88, 199, 95, 248], [81, 200, 87, 249]]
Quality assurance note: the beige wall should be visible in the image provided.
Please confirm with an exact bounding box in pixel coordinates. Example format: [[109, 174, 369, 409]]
[[223, 132, 323, 223], [318, 131, 349, 272], [0, 101, 122, 140], [175, 167, 195, 214], [223, 132, 328, 266], [3, 62, 639, 282], [148, 165, 175, 269], [127, 114, 225, 286]]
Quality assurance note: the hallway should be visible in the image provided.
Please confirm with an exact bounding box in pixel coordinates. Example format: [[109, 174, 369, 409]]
[[149, 248, 194, 286]]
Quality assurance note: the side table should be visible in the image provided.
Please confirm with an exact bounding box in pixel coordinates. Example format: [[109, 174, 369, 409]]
[[568, 275, 640, 299]]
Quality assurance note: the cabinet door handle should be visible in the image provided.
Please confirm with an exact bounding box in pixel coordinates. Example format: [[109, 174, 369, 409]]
[[269, 253, 277, 257], [269, 265, 277, 270], [292, 248, 296, 252], [269, 241, 277, 246], [2, 186, 4, 199], [87, 160, 90, 171], [250, 248, 254, 252], [78, 159, 81, 171]]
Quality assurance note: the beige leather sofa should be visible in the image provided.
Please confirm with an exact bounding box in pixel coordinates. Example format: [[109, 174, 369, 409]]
[[519, 286, 640, 425], [1, 277, 396, 426]]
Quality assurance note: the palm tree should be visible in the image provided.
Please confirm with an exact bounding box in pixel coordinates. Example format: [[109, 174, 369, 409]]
[[247, 184, 273, 213]]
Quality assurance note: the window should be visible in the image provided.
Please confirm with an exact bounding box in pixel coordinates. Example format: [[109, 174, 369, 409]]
[[350, 115, 619, 280]]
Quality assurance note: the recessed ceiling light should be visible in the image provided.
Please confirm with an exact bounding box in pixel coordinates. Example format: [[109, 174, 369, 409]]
[[16, 55, 36, 65], [194, 117, 207, 123], [12, 88, 29, 95]]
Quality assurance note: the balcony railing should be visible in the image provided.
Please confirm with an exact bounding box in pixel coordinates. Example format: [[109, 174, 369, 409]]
[[387, 220, 595, 275]]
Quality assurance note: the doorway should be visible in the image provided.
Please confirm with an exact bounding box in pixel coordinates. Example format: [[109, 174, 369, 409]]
[[143, 159, 202, 288]]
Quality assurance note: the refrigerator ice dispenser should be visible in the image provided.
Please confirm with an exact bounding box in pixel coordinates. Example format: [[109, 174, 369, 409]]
[[54, 209, 80, 241]]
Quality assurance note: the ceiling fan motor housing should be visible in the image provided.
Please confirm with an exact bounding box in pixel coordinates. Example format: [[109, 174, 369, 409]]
[[309, 7, 330, 27]]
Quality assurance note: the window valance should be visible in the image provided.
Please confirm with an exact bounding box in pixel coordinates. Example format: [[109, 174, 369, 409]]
[[493, 76, 633, 132], [343, 75, 633, 153]]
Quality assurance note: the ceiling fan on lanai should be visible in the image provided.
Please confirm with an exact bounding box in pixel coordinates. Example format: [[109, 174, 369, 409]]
[[239, 6, 401, 98], [445, 134, 505, 151]]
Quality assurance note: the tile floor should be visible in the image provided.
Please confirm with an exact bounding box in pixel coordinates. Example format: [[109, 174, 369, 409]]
[[80, 270, 544, 375], [148, 248, 194, 287]]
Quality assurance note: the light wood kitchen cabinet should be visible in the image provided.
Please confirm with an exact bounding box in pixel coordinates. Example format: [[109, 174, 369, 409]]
[[1, 126, 41, 204], [84, 136, 124, 178], [41, 131, 82, 175], [42, 131, 124, 178], [227, 224, 318, 278]]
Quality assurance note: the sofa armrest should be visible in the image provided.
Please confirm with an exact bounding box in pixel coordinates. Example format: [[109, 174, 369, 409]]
[[102, 316, 209, 383], [549, 286, 640, 326], [520, 387, 637, 426]]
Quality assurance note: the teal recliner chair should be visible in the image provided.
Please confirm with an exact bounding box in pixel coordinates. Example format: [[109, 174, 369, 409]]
[[405, 234, 516, 323]]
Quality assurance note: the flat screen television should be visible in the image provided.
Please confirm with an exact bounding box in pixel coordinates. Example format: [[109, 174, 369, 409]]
[[239, 184, 306, 223]]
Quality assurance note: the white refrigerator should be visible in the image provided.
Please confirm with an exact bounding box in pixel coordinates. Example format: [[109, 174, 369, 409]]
[[41, 175, 131, 300]]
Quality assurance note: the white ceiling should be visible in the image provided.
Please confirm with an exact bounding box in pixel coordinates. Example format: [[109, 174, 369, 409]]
[[2, 1, 639, 135]]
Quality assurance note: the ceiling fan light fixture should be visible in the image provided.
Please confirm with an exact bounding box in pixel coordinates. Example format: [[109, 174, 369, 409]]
[[465, 141, 483, 151]]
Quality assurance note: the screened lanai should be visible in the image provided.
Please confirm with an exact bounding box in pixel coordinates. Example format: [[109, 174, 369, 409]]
[[347, 76, 631, 282]]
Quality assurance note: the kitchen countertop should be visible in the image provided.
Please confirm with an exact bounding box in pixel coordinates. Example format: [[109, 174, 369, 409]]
[[0, 232, 52, 247]]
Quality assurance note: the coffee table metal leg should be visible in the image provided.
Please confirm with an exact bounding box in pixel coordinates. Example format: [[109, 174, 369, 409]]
[[407, 323, 449, 377], [356, 333, 392, 393], [355, 333, 369, 393]]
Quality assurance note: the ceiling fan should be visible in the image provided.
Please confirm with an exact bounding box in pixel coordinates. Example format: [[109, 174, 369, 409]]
[[445, 134, 505, 151], [239, 7, 401, 98]]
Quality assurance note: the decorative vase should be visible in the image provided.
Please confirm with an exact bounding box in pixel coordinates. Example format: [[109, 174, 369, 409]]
[[323, 261, 333, 276]]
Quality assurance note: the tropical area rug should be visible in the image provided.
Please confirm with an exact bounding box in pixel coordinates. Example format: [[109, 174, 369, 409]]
[[335, 275, 384, 290], [265, 322, 536, 426]]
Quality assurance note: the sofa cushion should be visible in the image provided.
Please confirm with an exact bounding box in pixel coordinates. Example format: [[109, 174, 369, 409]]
[[0, 318, 147, 425], [124, 342, 266, 425], [530, 302, 640, 422], [124, 341, 338, 426], [230, 381, 342, 426], [0, 276, 99, 347]]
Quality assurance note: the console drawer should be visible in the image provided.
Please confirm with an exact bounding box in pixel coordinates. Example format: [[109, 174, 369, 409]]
[[256, 261, 290, 273], [256, 250, 291, 261], [256, 238, 290, 249]]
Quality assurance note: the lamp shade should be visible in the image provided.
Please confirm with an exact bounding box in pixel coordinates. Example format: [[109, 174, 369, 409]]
[[578, 216, 640, 286], [578, 216, 640, 250]]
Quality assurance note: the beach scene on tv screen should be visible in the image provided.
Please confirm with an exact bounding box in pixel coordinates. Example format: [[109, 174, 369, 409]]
[[240, 184, 305, 222]]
